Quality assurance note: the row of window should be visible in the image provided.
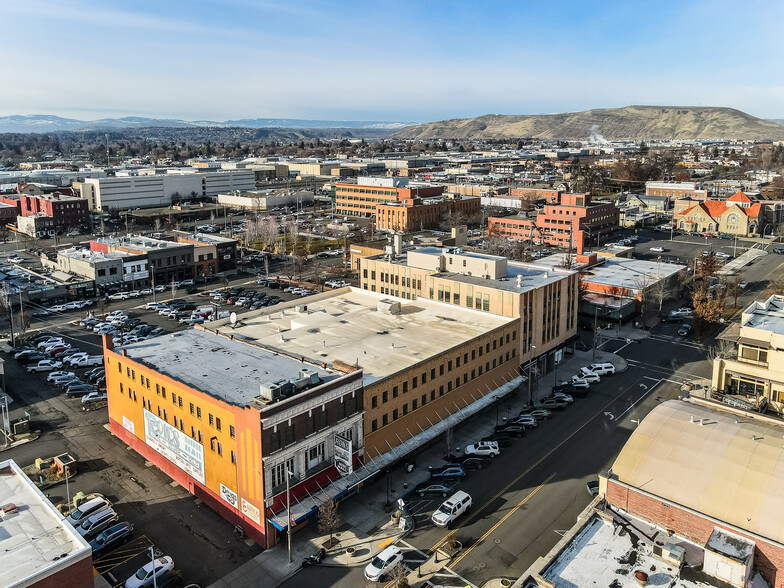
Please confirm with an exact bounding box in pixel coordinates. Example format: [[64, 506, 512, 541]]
[[370, 336, 516, 410], [370, 350, 516, 432], [268, 396, 358, 454]]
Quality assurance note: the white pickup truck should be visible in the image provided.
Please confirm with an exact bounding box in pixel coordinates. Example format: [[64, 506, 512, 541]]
[[71, 355, 104, 368]]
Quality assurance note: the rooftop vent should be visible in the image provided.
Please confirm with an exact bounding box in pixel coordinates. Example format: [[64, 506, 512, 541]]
[[377, 299, 401, 315]]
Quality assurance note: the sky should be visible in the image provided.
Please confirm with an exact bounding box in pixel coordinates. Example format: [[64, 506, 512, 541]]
[[3, 0, 783, 123]]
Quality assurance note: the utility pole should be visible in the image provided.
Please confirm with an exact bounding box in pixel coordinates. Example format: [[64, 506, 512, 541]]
[[592, 307, 598, 361]]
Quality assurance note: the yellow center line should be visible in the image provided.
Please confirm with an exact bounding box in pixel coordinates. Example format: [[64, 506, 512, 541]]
[[447, 472, 555, 570]]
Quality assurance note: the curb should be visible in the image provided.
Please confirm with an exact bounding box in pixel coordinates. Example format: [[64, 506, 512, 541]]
[[320, 525, 413, 568]]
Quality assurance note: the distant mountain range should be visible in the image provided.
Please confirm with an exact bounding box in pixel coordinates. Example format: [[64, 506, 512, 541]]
[[0, 114, 414, 134], [394, 106, 784, 141]]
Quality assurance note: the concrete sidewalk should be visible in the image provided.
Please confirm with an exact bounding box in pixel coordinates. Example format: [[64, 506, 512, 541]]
[[207, 346, 627, 588]]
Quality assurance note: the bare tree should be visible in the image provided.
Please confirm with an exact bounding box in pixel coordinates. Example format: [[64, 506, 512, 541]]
[[632, 275, 653, 324], [764, 276, 784, 297], [12, 309, 31, 337], [708, 339, 736, 364], [445, 423, 454, 457], [725, 274, 744, 308], [387, 562, 410, 588], [647, 278, 672, 312], [317, 497, 341, 548]]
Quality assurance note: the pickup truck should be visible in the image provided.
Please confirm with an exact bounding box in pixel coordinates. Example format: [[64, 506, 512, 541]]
[[71, 355, 104, 368]]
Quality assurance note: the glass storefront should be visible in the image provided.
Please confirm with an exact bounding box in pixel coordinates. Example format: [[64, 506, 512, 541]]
[[726, 374, 766, 401]]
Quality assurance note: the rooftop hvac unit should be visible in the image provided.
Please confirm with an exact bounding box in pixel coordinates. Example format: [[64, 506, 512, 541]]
[[652, 541, 685, 567], [377, 299, 401, 314], [291, 375, 311, 390], [295, 305, 308, 313], [298, 368, 320, 386], [259, 381, 282, 402]]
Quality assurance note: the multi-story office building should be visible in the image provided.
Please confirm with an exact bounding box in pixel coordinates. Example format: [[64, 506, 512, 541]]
[[335, 177, 444, 219], [358, 242, 579, 373], [712, 294, 784, 415], [174, 232, 238, 277], [83, 169, 255, 210], [19, 192, 90, 232], [104, 329, 363, 549], [374, 194, 480, 232], [488, 193, 619, 254]]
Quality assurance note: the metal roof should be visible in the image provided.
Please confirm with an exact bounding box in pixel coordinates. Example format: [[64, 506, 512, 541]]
[[611, 400, 784, 545]]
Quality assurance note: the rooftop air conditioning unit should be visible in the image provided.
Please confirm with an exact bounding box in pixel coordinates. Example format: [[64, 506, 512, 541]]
[[295, 305, 308, 313], [377, 299, 401, 314], [259, 381, 282, 402], [298, 368, 320, 386], [652, 541, 685, 567]]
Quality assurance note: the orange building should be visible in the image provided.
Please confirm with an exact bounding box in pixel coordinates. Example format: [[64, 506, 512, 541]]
[[104, 329, 364, 548]]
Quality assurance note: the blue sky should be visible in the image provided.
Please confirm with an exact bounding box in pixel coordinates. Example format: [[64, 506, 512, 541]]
[[3, 0, 783, 122]]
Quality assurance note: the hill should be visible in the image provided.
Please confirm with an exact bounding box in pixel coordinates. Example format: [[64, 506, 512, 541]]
[[394, 106, 784, 141]]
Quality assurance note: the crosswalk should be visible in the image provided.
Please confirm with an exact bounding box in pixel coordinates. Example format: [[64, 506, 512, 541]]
[[398, 539, 477, 588]]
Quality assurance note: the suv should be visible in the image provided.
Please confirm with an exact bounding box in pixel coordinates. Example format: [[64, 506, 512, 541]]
[[431, 490, 472, 528], [66, 496, 112, 526], [429, 465, 466, 480], [588, 363, 616, 376], [494, 422, 526, 437], [364, 545, 404, 582], [464, 441, 500, 457]]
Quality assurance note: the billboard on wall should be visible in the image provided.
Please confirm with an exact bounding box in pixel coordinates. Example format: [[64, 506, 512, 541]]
[[143, 409, 205, 484], [334, 432, 353, 477]]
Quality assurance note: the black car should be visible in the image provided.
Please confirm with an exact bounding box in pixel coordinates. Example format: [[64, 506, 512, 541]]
[[90, 522, 133, 557], [660, 314, 683, 324], [19, 354, 48, 365], [456, 456, 490, 470], [185, 286, 199, 294], [494, 423, 526, 438], [414, 481, 454, 497], [678, 323, 693, 337], [481, 432, 513, 447]]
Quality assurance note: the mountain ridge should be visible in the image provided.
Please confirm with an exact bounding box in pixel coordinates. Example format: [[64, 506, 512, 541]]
[[0, 114, 413, 134], [393, 106, 784, 141]]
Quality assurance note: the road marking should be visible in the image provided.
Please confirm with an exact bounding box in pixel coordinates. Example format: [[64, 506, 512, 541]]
[[448, 473, 555, 570]]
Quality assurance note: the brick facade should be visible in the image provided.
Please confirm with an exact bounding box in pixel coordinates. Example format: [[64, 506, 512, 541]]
[[607, 480, 784, 587]]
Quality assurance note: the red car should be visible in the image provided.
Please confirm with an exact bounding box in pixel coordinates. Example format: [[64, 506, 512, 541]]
[[704, 233, 715, 238], [46, 345, 70, 356]]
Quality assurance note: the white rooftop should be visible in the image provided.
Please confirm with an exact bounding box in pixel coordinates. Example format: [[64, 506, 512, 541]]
[[540, 513, 733, 588], [742, 295, 784, 336], [205, 288, 515, 384], [580, 256, 685, 290], [0, 460, 91, 587], [120, 329, 336, 406]]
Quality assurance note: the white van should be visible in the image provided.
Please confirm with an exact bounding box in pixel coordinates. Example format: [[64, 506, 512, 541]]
[[431, 490, 472, 528], [66, 496, 112, 525]]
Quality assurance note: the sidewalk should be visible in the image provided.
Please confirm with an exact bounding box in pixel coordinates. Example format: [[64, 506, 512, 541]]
[[208, 347, 628, 588]]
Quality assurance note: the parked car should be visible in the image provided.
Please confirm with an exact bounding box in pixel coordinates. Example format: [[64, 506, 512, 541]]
[[464, 441, 500, 457], [414, 481, 454, 498], [47, 370, 75, 382], [82, 391, 108, 404], [71, 355, 104, 368], [125, 556, 175, 588], [364, 545, 403, 582], [429, 464, 466, 480], [76, 508, 119, 539], [494, 422, 526, 437], [649, 246, 665, 252], [481, 432, 513, 447], [574, 370, 600, 384], [66, 496, 112, 526], [28, 360, 63, 373], [90, 522, 133, 557], [449, 456, 490, 470], [587, 363, 615, 375], [431, 491, 472, 528], [108, 292, 130, 301], [537, 398, 566, 411], [551, 392, 574, 404], [511, 414, 538, 429], [66, 384, 98, 397]]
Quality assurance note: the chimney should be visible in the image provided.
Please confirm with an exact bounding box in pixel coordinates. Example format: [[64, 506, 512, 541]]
[[516, 275, 522, 288], [393, 233, 403, 256]]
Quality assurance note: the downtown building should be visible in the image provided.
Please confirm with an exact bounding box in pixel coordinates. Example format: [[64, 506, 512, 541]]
[[104, 285, 534, 548]]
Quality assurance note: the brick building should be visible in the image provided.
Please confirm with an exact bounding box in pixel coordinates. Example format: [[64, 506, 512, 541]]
[[335, 177, 444, 219], [488, 193, 619, 254], [173, 232, 238, 277], [605, 399, 784, 587], [375, 194, 480, 232], [19, 192, 90, 233], [645, 180, 708, 199], [509, 186, 562, 204]]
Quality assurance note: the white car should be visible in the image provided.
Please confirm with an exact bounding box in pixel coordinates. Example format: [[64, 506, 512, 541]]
[[464, 441, 500, 457], [552, 391, 574, 403], [37, 338, 64, 349], [669, 308, 692, 317], [180, 279, 195, 286], [108, 292, 130, 301], [127, 290, 142, 298], [64, 301, 82, 310], [153, 285, 166, 293], [145, 302, 165, 310], [76, 508, 118, 538], [364, 546, 403, 582], [716, 252, 731, 259], [140, 288, 153, 295], [431, 491, 472, 528], [576, 368, 600, 383], [28, 360, 63, 373], [125, 556, 175, 588], [48, 304, 67, 313], [649, 246, 665, 252]]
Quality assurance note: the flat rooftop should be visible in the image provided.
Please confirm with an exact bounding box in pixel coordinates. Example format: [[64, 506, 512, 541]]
[[205, 289, 515, 384], [438, 260, 571, 292], [580, 257, 685, 290], [94, 235, 189, 251], [539, 513, 736, 588], [0, 460, 91, 587], [120, 329, 336, 406], [742, 295, 784, 336]]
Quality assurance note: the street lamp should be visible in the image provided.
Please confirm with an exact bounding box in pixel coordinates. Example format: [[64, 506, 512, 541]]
[[527, 345, 537, 406], [286, 468, 293, 565], [149, 546, 158, 588]]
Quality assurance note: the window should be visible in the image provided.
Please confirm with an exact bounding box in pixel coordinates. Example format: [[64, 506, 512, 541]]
[[231, 451, 236, 464], [156, 384, 160, 394], [229, 425, 235, 439], [403, 403, 408, 415], [196, 407, 202, 419], [393, 386, 398, 398], [431, 368, 436, 380], [269, 429, 281, 452], [440, 364, 444, 375], [271, 458, 294, 488], [448, 360, 453, 372], [198, 431, 203, 443], [209, 414, 214, 426], [172, 393, 177, 405], [402, 382, 408, 394], [413, 376, 418, 389], [383, 414, 388, 426], [161, 387, 166, 399], [372, 419, 378, 431], [217, 442, 223, 456], [191, 426, 196, 438], [372, 395, 378, 408], [163, 409, 167, 421], [307, 443, 324, 470], [392, 408, 399, 421], [422, 372, 426, 384]]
